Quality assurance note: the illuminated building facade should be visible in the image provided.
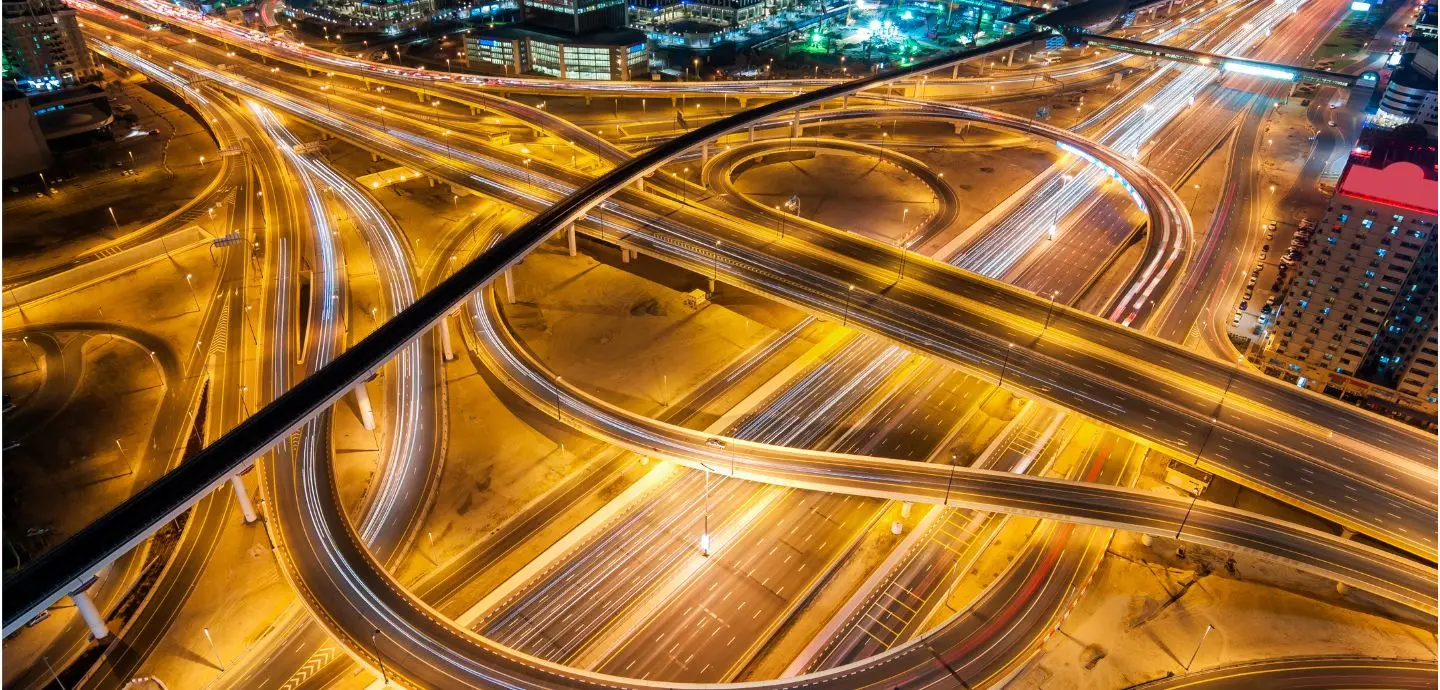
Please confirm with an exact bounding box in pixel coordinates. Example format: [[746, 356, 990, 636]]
[[1269, 128, 1438, 416], [2, 0, 98, 91]]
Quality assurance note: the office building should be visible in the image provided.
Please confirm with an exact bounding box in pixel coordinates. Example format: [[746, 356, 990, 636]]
[[466, 25, 647, 79], [1268, 127, 1438, 415], [2, 0, 99, 91], [465, 0, 647, 80]]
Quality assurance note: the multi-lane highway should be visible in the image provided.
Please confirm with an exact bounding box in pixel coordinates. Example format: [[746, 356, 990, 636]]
[[5, 0, 1435, 687]]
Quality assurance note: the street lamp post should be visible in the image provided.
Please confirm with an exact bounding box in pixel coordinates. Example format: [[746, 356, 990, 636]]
[[700, 467, 710, 557], [1183, 624, 1215, 672], [370, 629, 390, 684], [555, 375, 563, 421], [896, 238, 908, 281], [202, 627, 225, 670], [842, 284, 855, 325], [997, 342, 1015, 389], [41, 656, 66, 689], [375, 105, 387, 131], [1044, 290, 1059, 331], [184, 273, 200, 313], [108, 206, 122, 234]]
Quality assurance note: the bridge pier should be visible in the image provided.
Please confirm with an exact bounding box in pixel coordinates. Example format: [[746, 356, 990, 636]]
[[622, 248, 632, 263], [891, 520, 903, 535], [72, 588, 108, 640], [1140, 533, 1154, 547], [790, 110, 801, 137], [371, 152, 381, 163], [504, 268, 516, 303], [439, 315, 455, 361], [1336, 582, 1351, 595], [707, 276, 715, 292], [635, 178, 645, 193], [566, 223, 577, 256], [702, 142, 710, 166], [900, 501, 913, 518], [354, 381, 376, 431], [230, 475, 257, 523], [748, 125, 755, 143]]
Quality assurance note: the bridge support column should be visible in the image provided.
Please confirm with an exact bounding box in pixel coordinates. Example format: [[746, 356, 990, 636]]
[[635, 178, 645, 193], [890, 520, 903, 535], [622, 248, 631, 263], [748, 125, 755, 143], [900, 501, 912, 518], [72, 589, 109, 640], [416, 90, 425, 103], [1140, 533, 1154, 547], [1340, 528, 1355, 539], [707, 276, 715, 292], [439, 315, 455, 361], [1336, 582, 1351, 595], [1006, 48, 1015, 66], [429, 177, 437, 188], [951, 64, 959, 79], [354, 382, 376, 431], [790, 110, 801, 138], [738, 97, 747, 108], [504, 268, 516, 304], [230, 475, 257, 523], [585, 95, 592, 105], [566, 223, 577, 256], [702, 142, 710, 166], [371, 152, 381, 163]]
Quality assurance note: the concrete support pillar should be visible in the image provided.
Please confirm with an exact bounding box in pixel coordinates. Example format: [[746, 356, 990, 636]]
[[748, 125, 755, 142], [790, 110, 801, 138], [670, 96, 677, 107], [1340, 528, 1355, 539], [439, 315, 455, 361], [636, 178, 645, 193], [900, 501, 913, 518], [951, 64, 959, 79], [1140, 533, 1154, 547], [1006, 48, 1015, 66], [585, 95, 592, 105], [429, 177, 437, 188], [707, 276, 715, 292], [622, 248, 631, 263], [738, 97, 748, 108], [843, 95, 850, 109], [702, 142, 710, 166], [371, 152, 381, 162], [72, 589, 109, 640], [354, 382, 376, 431], [231, 475, 257, 523], [504, 268, 516, 304], [890, 520, 903, 535], [566, 223, 577, 256], [1336, 582, 1351, 595], [416, 90, 425, 103]]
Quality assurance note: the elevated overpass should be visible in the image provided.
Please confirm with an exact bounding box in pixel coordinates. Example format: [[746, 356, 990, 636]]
[[1081, 33, 1377, 87]]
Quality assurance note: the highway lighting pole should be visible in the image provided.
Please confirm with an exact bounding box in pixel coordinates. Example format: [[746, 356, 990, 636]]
[[775, 205, 786, 239], [1183, 624, 1215, 672], [700, 468, 710, 557], [202, 626, 225, 670], [375, 105, 387, 131], [1044, 290, 1059, 331], [842, 284, 854, 325], [712, 240, 721, 289], [108, 206, 122, 234], [116, 440, 134, 475], [41, 656, 66, 689], [184, 273, 200, 313], [369, 629, 390, 684], [896, 237, 908, 281], [1175, 416, 1216, 543], [997, 342, 1015, 390]]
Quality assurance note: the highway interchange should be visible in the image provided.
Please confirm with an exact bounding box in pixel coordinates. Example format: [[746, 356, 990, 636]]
[[3, 0, 1438, 687]]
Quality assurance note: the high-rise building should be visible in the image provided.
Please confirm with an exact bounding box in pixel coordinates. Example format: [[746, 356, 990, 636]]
[[2, 0, 98, 91], [1268, 127, 1438, 416]]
